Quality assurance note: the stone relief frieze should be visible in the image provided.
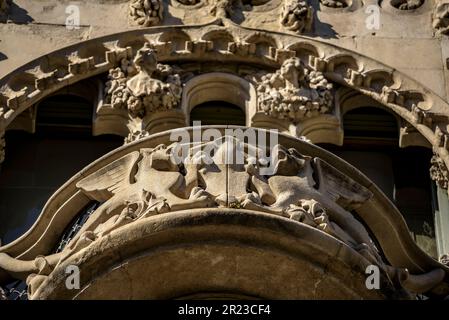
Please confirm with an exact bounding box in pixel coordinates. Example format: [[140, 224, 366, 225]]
[[129, 0, 164, 27], [251, 57, 334, 121]]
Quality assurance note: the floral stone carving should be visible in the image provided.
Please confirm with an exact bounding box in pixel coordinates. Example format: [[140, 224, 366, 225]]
[[430, 154, 449, 189], [280, 0, 313, 33], [254, 57, 334, 121], [129, 0, 164, 27], [104, 43, 182, 118]]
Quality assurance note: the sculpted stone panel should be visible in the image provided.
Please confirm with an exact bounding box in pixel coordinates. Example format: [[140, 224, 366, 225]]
[[129, 0, 164, 27]]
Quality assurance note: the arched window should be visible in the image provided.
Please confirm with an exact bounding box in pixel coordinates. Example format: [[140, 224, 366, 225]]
[[190, 101, 246, 126], [0, 93, 122, 245], [320, 106, 437, 257]]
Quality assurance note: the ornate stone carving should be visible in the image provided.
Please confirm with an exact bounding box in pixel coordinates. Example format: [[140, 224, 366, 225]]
[[42, 137, 383, 269], [433, 1, 449, 36], [254, 57, 333, 121], [430, 154, 449, 189], [280, 0, 313, 33], [319, 0, 348, 8], [129, 0, 164, 27], [390, 0, 424, 10], [104, 43, 182, 118]]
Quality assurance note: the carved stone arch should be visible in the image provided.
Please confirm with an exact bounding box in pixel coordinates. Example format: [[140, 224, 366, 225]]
[[181, 72, 257, 126], [1, 25, 449, 175]]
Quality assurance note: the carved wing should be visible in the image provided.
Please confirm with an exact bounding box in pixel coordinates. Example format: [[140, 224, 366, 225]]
[[313, 158, 373, 210], [76, 151, 140, 202]]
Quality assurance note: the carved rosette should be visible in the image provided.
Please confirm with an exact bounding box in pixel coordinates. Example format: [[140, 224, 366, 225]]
[[390, 0, 424, 10], [254, 57, 334, 121], [430, 154, 449, 189], [129, 0, 164, 27], [280, 0, 313, 33], [104, 43, 182, 119], [433, 1, 449, 36]]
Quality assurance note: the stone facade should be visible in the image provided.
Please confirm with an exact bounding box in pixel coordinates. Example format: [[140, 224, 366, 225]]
[[0, 0, 449, 300]]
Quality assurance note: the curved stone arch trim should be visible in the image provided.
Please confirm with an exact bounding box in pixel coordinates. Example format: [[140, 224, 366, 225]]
[[181, 72, 257, 126]]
